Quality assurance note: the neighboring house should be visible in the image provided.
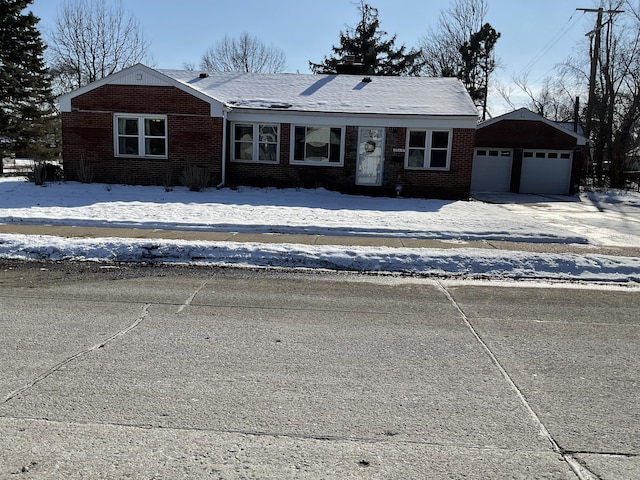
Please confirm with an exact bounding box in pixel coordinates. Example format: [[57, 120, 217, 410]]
[[58, 64, 478, 199], [472, 108, 587, 195]]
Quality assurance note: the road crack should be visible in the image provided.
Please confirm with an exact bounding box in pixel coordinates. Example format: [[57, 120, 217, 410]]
[[3, 303, 151, 404], [176, 280, 209, 313], [435, 280, 600, 480]]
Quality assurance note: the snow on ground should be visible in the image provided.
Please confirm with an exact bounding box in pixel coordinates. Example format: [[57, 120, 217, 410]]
[[0, 177, 639, 284]]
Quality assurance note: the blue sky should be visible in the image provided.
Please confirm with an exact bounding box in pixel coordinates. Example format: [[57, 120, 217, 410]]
[[28, 0, 599, 111]]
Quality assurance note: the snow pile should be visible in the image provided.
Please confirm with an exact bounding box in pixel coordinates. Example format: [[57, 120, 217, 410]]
[[0, 233, 637, 283], [1, 178, 639, 284]]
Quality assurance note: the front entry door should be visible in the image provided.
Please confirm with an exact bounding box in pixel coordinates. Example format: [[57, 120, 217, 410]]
[[356, 127, 385, 186]]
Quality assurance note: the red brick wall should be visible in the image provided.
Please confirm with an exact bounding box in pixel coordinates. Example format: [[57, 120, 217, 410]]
[[227, 125, 359, 190], [70, 85, 211, 116], [394, 128, 475, 199], [62, 84, 221, 186], [226, 126, 475, 199]]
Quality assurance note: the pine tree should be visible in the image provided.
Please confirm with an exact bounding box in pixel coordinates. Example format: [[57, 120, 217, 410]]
[[459, 23, 500, 120], [309, 1, 423, 76], [0, 0, 57, 162]]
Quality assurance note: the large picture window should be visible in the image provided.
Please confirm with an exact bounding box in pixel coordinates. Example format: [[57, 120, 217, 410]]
[[405, 129, 451, 170], [291, 126, 344, 165], [114, 115, 167, 158], [232, 123, 279, 162]]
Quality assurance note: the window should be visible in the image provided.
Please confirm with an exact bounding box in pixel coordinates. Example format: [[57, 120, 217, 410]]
[[475, 149, 511, 157], [115, 115, 167, 158], [523, 150, 573, 160], [232, 123, 279, 162], [405, 129, 451, 170], [291, 126, 344, 165]]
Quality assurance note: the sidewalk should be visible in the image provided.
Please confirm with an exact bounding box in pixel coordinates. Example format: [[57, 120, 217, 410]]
[[2, 222, 639, 258]]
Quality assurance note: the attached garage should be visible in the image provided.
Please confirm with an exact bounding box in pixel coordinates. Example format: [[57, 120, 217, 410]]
[[473, 108, 586, 195], [471, 148, 512, 192], [520, 150, 573, 194]]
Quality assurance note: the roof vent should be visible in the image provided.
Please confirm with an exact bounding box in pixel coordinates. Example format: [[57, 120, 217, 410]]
[[199, 72, 209, 79], [269, 103, 292, 109], [362, 77, 372, 83]]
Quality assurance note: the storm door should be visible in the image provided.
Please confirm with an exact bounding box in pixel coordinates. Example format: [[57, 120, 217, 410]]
[[356, 127, 385, 186]]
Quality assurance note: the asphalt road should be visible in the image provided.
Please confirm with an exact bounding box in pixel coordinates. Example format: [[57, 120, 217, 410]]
[[0, 262, 638, 479]]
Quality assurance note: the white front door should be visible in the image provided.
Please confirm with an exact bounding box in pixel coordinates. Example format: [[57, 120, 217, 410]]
[[356, 127, 385, 186]]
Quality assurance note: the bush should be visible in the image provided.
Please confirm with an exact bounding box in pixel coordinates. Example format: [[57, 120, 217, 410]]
[[76, 156, 93, 183], [181, 165, 210, 192], [163, 169, 174, 192], [30, 161, 63, 185]]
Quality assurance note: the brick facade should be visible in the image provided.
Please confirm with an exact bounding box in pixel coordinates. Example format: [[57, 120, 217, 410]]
[[224, 126, 475, 199], [62, 84, 222, 186], [62, 84, 475, 198]]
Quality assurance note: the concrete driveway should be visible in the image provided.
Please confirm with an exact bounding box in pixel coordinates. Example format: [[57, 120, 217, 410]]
[[0, 264, 638, 479], [473, 192, 640, 247]]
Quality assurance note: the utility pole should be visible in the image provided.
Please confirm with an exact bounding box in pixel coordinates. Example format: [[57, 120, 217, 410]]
[[576, 4, 624, 180], [578, 5, 604, 144]]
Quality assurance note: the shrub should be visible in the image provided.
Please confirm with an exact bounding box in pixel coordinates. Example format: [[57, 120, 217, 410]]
[[163, 169, 174, 192], [30, 162, 63, 185], [76, 156, 93, 184], [181, 165, 210, 192]]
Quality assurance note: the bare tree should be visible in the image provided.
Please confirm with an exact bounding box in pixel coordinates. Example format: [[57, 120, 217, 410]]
[[578, 0, 640, 187], [419, 0, 499, 118], [419, 0, 488, 77], [497, 73, 578, 121], [200, 33, 286, 73], [48, 0, 150, 93]]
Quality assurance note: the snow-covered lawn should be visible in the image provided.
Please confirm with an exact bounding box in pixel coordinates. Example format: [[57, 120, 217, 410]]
[[1, 177, 639, 284]]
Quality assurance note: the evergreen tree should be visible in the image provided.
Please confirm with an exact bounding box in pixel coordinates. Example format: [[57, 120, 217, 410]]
[[309, 1, 423, 76], [459, 23, 500, 120], [0, 0, 57, 161]]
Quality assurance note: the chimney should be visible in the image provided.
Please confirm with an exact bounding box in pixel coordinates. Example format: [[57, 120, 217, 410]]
[[336, 56, 371, 75]]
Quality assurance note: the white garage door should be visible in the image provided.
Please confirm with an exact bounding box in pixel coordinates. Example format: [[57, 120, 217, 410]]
[[471, 149, 513, 192], [520, 150, 572, 195]]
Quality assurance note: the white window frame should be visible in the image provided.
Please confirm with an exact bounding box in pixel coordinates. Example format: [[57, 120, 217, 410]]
[[404, 129, 452, 170], [114, 114, 168, 159], [231, 123, 280, 163], [290, 125, 345, 166]]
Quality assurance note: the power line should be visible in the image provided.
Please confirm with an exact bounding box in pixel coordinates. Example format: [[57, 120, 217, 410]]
[[515, 11, 584, 79]]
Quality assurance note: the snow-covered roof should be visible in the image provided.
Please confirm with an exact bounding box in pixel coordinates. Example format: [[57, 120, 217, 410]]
[[58, 64, 478, 119], [159, 68, 479, 117]]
